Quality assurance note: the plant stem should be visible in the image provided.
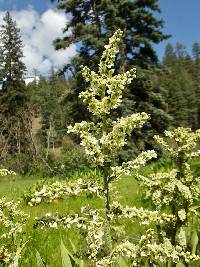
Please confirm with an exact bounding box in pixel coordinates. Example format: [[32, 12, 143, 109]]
[[104, 175, 110, 217], [102, 167, 112, 254]]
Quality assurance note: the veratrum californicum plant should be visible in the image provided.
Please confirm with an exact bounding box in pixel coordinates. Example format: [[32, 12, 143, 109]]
[[37, 30, 200, 266], [67, 29, 150, 167]]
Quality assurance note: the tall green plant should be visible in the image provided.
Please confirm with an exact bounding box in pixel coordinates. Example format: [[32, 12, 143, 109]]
[[36, 30, 200, 266], [68, 29, 152, 217]]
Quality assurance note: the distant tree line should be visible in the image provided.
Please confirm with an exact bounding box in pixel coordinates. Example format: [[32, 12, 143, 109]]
[[161, 42, 200, 130]]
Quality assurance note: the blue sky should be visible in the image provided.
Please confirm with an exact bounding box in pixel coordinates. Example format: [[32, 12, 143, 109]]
[[0, 0, 76, 75], [0, 0, 52, 13], [0, 0, 199, 67], [156, 0, 200, 58]]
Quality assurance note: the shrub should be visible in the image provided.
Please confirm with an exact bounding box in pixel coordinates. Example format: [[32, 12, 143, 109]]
[[0, 153, 31, 175]]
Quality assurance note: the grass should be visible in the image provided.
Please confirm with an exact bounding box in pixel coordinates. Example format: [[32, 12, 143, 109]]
[[0, 174, 142, 266], [1, 158, 200, 267]]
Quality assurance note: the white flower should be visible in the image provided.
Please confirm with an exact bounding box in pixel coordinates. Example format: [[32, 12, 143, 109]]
[[178, 209, 186, 222]]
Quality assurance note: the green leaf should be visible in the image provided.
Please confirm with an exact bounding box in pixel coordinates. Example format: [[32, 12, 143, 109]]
[[36, 250, 46, 267], [191, 230, 199, 254], [78, 259, 84, 267], [118, 256, 130, 267], [69, 238, 77, 254], [60, 240, 72, 267], [176, 262, 185, 267]]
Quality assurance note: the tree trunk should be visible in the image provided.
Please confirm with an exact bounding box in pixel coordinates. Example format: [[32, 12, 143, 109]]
[[92, 0, 101, 36], [17, 119, 21, 154], [46, 120, 52, 160], [104, 175, 110, 216], [120, 26, 127, 73]]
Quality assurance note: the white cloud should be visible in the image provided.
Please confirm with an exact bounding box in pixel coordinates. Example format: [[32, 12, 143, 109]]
[[0, 7, 76, 75]]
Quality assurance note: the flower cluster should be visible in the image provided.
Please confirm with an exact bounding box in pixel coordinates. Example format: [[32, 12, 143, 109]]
[[109, 201, 176, 226], [96, 230, 200, 267], [79, 29, 136, 117], [68, 113, 149, 166], [68, 29, 149, 166], [140, 128, 200, 213], [111, 150, 157, 179], [154, 127, 200, 159], [34, 212, 87, 230], [0, 168, 16, 176], [0, 198, 28, 265], [24, 178, 102, 206], [133, 127, 200, 258], [138, 169, 193, 210]]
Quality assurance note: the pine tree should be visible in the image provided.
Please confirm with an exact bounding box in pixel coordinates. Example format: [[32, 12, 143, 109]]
[[192, 42, 200, 60], [162, 43, 198, 129], [0, 12, 35, 158], [54, 0, 170, 155], [163, 43, 176, 65], [54, 0, 169, 68], [191, 42, 200, 128]]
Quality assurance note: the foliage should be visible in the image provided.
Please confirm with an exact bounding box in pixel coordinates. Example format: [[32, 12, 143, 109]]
[[36, 240, 85, 267], [58, 141, 90, 174], [0, 153, 34, 175], [0, 139, 90, 177], [29, 142, 90, 177], [54, 0, 169, 70], [0, 198, 28, 266], [28, 73, 71, 148], [36, 250, 46, 267]]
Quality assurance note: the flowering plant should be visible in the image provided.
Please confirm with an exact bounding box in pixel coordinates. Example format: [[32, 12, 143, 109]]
[[140, 128, 200, 247], [35, 208, 199, 266], [35, 31, 200, 266], [0, 197, 28, 266], [0, 168, 16, 176], [23, 178, 102, 206]]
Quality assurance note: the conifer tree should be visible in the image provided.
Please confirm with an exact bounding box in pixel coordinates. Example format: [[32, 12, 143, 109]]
[[162, 43, 197, 129], [192, 42, 200, 128], [192, 42, 200, 60], [0, 12, 35, 157], [163, 43, 176, 65]]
